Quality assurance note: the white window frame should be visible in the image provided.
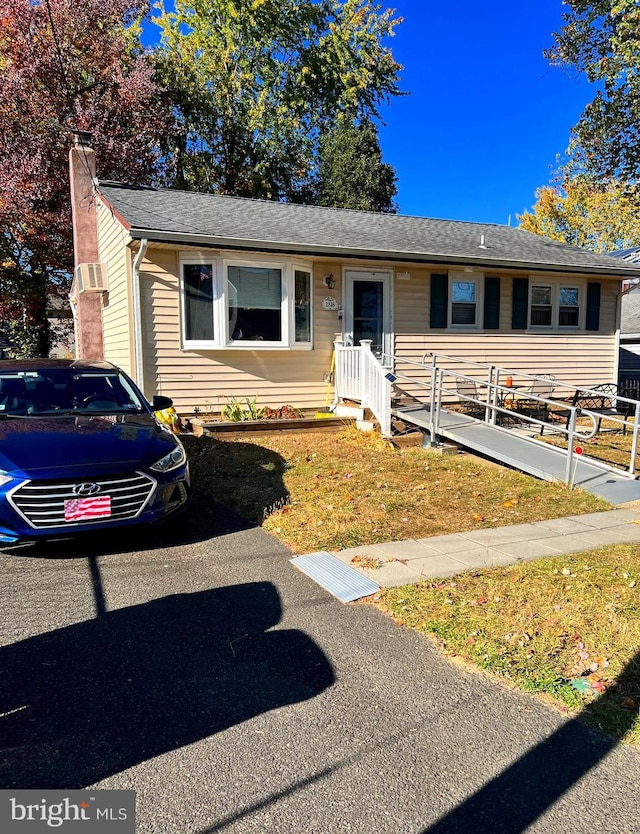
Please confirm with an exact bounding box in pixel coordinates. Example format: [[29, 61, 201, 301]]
[[528, 279, 585, 331], [224, 256, 287, 347], [448, 271, 484, 330], [179, 254, 218, 351], [291, 262, 313, 347], [178, 251, 314, 350]]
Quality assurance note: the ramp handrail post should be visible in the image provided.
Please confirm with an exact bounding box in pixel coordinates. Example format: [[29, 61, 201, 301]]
[[431, 367, 443, 445], [565, 407, 577, 488], [486, 365, 496, 424], [630, 401, 640, 476], [428, 354, 438, 444]]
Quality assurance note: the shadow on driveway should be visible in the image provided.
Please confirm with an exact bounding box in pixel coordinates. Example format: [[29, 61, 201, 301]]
[[0, 581, 334, 788]]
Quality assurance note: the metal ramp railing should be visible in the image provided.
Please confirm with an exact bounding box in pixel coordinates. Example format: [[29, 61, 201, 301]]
[[333, 343, 640, 492]]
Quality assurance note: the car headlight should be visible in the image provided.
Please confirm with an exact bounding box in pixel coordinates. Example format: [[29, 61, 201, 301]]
[[0, 471, 13, 488], [150, 443, 187, 473]]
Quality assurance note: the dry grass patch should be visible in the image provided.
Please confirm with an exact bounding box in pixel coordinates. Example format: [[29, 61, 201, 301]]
[[184, 426, 607, 555], [380, 545, 640, 746]]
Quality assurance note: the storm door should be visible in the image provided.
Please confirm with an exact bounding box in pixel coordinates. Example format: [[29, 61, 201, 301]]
[[343, 270, 392, 362]]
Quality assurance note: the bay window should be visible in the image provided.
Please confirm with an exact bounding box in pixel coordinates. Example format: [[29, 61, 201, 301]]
[[227, 265, 283, 342], [179, 254, 313, 349]]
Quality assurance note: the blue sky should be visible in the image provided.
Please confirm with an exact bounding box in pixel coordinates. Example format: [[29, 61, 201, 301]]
[[381, 1, 593, 223]]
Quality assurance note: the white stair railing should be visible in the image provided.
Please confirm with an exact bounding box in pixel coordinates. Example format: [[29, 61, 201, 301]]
[[334, 340, 362, 402], [358, 340, 392, 436], [334, 339, 392, 435]]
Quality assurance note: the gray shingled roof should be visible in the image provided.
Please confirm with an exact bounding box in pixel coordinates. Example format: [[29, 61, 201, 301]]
[[99, 182, 640, 277]]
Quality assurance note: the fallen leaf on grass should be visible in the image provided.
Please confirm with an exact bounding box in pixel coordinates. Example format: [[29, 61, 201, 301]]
[[472, 514, 484, 522], [621, 698, 638, 710]]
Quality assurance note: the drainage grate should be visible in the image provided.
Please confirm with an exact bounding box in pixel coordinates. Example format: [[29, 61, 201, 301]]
[[290, 551, 380, 603]]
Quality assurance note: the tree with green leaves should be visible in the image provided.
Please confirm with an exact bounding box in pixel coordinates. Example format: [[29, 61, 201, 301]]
[[547, 1, 640, 180], [154, 0, 403, 202], [315, 117, 397, 212], [0, 0, 171, 356], [518, 174, 640, 252]]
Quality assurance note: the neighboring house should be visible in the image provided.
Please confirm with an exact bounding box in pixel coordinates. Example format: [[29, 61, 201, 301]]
[[46, 293, 74, 359], [69, 135, 640, 416], [609, 247, 640, 386]]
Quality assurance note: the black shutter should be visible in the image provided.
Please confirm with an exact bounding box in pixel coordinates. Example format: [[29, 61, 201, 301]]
[[512, 278, 529, 329], [484, 276, 500, 329], [586, 282, 601, 331], [430, 274, 448, 328]]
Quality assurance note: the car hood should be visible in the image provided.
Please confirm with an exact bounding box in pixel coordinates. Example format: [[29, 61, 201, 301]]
[[0, 413, 178, 479]]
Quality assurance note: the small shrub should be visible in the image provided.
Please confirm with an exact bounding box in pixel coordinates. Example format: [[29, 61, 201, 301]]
[[221, 396, 264, 421]]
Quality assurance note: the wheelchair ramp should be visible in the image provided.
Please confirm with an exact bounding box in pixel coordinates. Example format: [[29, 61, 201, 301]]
[[394, 405, 640, 505]]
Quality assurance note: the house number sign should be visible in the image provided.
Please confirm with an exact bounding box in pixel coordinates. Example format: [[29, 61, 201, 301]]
[[321, 297, 339, 310]]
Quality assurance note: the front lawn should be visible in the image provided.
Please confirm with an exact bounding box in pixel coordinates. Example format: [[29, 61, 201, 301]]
[[380, 545, 640, 747], [184, 426, 607, 555]]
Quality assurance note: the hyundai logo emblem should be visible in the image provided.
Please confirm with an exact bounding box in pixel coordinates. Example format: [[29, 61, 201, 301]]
[[72, 482, 101, 497]]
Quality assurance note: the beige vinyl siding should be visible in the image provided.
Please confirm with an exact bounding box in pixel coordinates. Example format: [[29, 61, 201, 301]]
[[97, 201, 134, 376], [138, 250, 338, 412], [124, 239, 622, 414], [394, 272, 620, 396]]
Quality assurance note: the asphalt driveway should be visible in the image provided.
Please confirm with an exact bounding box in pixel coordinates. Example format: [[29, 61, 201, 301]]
[[1, 496, 640, 833]]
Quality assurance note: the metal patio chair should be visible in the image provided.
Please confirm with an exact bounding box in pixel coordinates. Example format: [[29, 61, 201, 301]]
[[454, 377, 485, 418], [515, 374, 556, 425]]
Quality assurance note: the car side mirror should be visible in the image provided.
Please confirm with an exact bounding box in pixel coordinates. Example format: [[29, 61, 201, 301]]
[[152, 395, 174, 411]]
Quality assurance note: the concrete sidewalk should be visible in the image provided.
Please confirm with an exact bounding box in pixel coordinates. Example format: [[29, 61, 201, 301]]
[[330, 508, 640, 587]]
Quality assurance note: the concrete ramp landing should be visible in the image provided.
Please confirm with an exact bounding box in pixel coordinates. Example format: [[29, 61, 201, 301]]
[[394, 405, 640, 505]]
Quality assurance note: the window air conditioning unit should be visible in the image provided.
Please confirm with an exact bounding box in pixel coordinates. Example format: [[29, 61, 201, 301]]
[[76, 262, 108, 293]]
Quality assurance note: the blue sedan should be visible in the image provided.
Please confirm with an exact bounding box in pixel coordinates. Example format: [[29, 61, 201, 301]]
[[0, 359, 190, 544]]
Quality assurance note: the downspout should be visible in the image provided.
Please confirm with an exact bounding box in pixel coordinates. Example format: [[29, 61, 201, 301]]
[[132, 239, 148, 395]]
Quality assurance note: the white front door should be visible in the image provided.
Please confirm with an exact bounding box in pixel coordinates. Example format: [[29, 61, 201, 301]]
[[343, 270, 393, 361]]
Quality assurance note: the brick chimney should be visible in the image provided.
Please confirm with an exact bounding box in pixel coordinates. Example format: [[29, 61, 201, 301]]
[[69, 131, 105, 359]]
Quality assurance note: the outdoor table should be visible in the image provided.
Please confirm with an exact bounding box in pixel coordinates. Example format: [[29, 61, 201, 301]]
[[497, 384, 524, 425]]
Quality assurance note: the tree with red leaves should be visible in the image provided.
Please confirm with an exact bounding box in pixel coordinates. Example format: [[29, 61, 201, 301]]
[[0, 0, 172, 356]]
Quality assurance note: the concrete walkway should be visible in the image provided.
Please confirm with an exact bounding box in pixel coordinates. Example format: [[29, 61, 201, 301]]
[[330, 508, 640, 588]]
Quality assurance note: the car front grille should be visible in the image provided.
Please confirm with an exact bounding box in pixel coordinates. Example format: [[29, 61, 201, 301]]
[[9, 472, 156, 529]]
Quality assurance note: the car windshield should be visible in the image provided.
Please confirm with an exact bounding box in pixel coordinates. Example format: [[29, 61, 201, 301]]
[[0, 368, 145, 416]]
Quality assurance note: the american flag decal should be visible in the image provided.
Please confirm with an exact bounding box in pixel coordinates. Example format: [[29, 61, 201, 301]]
[[64, 496, 112, 522]]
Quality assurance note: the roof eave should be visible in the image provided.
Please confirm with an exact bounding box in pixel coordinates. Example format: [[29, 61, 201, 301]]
[[126, 228, 640, 278]]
